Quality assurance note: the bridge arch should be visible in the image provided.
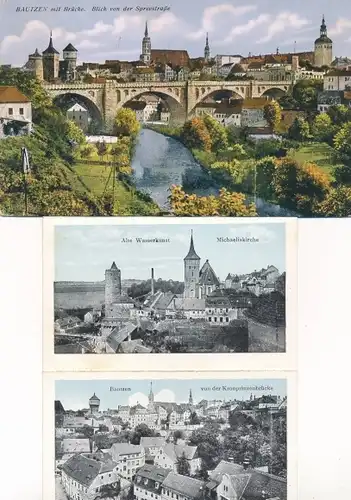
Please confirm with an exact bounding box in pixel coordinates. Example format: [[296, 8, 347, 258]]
[[119, 89, 186, 124], [259, 86, 288, 99], [189, 87, 245, 116], [52, 92, 104, 130]]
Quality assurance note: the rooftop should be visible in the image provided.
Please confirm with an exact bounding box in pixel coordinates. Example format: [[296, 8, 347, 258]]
[[162, 471, 205, 498], [0, 86, 30, 104]]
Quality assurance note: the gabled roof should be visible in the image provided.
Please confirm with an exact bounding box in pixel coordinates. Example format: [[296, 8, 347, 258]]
[[110, 442, 143, 461], [199, 260, 220, 286], [162, 471, 205, 498], [140, 437, 166, 448], [162, 443, 198, 461], [0, 86, 30, 104], [106, 322, 138, 352], [62, 454, 111, 486], [135, 463, 171, 482]]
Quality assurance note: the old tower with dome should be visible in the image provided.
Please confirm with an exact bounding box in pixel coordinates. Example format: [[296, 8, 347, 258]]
[[314, 15, 333, 67]]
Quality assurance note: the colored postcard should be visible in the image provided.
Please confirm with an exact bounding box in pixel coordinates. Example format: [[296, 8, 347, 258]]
[[43, 217, 297, 371], [44, 372, 296, 500], [0, 2, 350, 217]]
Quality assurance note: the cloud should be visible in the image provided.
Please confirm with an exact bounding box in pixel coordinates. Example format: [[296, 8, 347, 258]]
[[329, 18, 351, 36], [188, 3, 257, 40], [129, 392, 149, 407], [0, 20, 48, 53], [150, 12, 179, 33], [221, 14, 270, 43], [81, 21, 112, 37], [257, 12, 310, 44], [76, 40, 102, 50], [155, 389, 176, 402]]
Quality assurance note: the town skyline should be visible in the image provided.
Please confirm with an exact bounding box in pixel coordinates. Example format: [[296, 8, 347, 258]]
[[56, 378, 287, 411], [54, 223, 286, 282], [1, 1, 351, 66]]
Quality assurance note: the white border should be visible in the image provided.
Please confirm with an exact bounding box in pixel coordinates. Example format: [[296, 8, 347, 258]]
[[43, 217, 298, 372], [43, 371, 297, 500]]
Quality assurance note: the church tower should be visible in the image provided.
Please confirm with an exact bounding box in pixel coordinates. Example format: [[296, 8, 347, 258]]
[[140, 21, 151, 65], [105, 261, 122, 307], [204, 33, 210, 61], [148, 382, 155, 410], [28, 49, 43, 81], [42, 31, 60, 81], [184, 231, 201, 299], [189, 389, 193, 406], [314, 15, 333, 67]]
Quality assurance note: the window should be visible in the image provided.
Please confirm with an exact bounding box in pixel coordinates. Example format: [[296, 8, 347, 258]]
[[8, 107, 13, 115], [19, 108, 24, 115]]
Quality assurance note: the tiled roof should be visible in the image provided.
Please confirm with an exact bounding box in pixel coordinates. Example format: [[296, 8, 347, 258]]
[[106, 322, 138, 352], [171, 298, 206, 311], [0, 86, 30, 103], [110, 442, 143, 461], [209, 461, 247, 482], [140, 437, 166, 448], [326, 70, 351, 77], [62, 454, 104, 486], [136, 463, 170, 482], [62, 438, 90, 453], [151, 49, 190, 67], [199, 260, 220, 287], [153, 292, 175, 311], [184, 234, 200, 260], [162, 471, 205, 498], [63, 43, 77, 52], [162, 443, 198, 461]]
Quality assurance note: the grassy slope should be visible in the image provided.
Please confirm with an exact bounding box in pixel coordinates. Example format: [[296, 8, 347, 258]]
[[289, 142, 343, 180]]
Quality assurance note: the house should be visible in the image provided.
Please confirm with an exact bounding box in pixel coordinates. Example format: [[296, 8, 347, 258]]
[[218, 62, 235, 78], [66, 103, 89, 132], [260, 266, 279, 284], [61, 454, 124, 500], [154, 443, 201, 476], [323, 70, 351, 91], [134, 464, 171, 500], [0, 86, 32, 137], [105, 322, 139, 353], [161, 472, 205, 500], [109, 442, 146, 480], [241, 98, 270, 128], [211, 460, 287, 500], [140, 437, 167, 457], [165, 298, 206, 320], [54, 316, 82, 334], [214, 105, 241, 127]]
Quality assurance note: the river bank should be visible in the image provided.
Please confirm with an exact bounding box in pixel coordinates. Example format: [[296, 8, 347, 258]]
[[142, 125, 298, 217]]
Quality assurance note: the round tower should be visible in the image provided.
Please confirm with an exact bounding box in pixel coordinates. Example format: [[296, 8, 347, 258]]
[[183, 230, 201, 299], [105, 261, 122, 306], [140, 21, 151, 65], [63, 43, 78, 81], [42, 31, 60, 81], [89, 393, 100, 414], [314, 15, 333, 67], [28, 48, 43, 81]]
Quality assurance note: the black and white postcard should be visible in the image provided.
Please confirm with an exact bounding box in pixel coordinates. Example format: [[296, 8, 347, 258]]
[[43, 372, 296, 500], [43, 217, 297, 372]]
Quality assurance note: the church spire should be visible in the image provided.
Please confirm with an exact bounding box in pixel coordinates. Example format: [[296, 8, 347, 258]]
[[145, 21, 149, 37], [184, 230, 200, 260], [189, 389, 193, 405], [204, 32, 210, 61], [149, 381, 154, 404], [320, 14, 327, 36]]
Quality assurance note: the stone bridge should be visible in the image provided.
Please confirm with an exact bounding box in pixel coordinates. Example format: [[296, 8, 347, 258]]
[[45, 80, 291, 132]]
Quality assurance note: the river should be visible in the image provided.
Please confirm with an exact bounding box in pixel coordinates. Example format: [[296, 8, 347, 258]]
[[131, 128, 298, 217]]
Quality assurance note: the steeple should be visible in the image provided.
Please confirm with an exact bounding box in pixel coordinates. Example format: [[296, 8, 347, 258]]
[[140, 21, 151, 65], [184, 230, 200, 260], [204, 32, 210, 61], [320, 15, 327, 37], [149, 382, 154, 404], [111, 261, 118, 270], [145, 21, 149, 37], [42, 30, 59, 55], [189, 389, 193, 405]]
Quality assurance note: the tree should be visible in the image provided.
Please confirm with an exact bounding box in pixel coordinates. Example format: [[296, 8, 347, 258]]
[[316, 186, 351, 217], [177, 453, 191, 476], [99, 481, 121, 500], [287, 117, 310, 142], [311, 113, 334, 143], [81, 425, 94, 438], [333, 122, 351, 158], [66, 119, 86, 145], [181, 118, 212, 152], [189, 412, 200, 425], [327, 104, 351, 126], [255, 157, 277, 201], [263, 100, 282, 132], [188, 424, 222, 470], [173, 430, 185, 443], [292, 79, 323, 110], [96, 140, 108, 161], [203, 114, 228, 151], [113, 108, 140, 137], [169, 185, 257, 216], [130, 424, 156, 445], [273, 158, 331, 214], [94, 433, 112, 450]]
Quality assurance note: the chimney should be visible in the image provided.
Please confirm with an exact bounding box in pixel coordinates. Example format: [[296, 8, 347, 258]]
[[151, 268, 155, 295]]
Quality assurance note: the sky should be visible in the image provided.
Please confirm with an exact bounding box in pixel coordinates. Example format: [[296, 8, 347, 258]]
[[56, 378, 287, 411], [54, 223, 285, 282], [0, 1, 350, 66]]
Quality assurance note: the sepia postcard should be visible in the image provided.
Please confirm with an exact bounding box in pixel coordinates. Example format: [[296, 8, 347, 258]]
[[44, 372, 296, 500], [0, 1, 350, 217], [43, 217, 297, 372]]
